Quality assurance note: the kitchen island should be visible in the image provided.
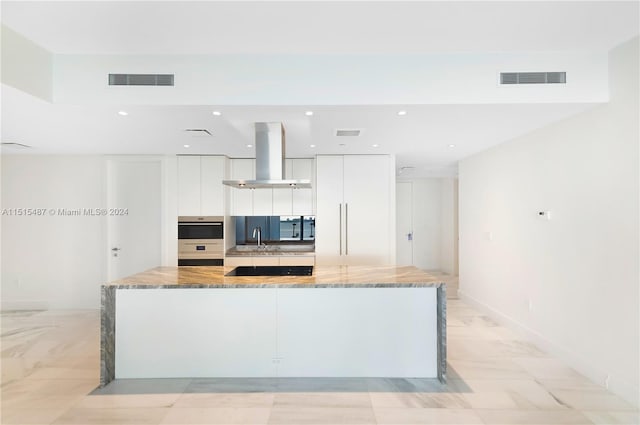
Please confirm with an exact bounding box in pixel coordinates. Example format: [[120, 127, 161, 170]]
[[100, 265, 446, 387]]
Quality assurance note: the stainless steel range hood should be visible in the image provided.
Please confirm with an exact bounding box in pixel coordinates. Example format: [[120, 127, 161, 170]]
[[223, 122, 311, 189]]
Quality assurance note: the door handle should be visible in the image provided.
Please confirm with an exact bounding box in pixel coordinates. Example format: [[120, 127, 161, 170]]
[[111, 247, 121, 251], [339, 204, 342, 256], [407, 233, 413, 241], [345, 203, 348, 256]]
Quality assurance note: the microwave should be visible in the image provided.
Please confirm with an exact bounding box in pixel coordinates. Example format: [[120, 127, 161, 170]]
[[178, 216, 223, 240], [178, 216, 224, 266]]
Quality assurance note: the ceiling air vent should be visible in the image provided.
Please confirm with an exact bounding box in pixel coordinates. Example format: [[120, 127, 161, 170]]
[[398, 166, 415, 175], [185, 129, 212, 136], [336, 129, 361, 137], [500, 72, 566, 85], [109, 74, 174, 86]]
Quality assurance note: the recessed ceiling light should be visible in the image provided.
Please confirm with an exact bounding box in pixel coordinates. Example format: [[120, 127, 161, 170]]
[[246, 144, 253, 148], [310, 144, 316, 148], [212, 111, 222, 116], [372, 144, 380, 148], [449, 144, 456, 148], [183, 144, 190, 148], [118, 111, 128, 116], [305, 111, 314, 116], [397, 110, 407, 116]]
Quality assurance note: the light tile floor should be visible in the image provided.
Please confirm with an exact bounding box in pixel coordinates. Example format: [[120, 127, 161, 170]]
[[1, 277, 638, 425]]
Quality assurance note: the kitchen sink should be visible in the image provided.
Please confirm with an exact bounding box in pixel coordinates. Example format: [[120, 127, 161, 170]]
[[225, 266, 313, 276]]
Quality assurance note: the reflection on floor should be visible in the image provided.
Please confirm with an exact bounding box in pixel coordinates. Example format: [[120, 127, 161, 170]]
[[1, 275, 638, 425]]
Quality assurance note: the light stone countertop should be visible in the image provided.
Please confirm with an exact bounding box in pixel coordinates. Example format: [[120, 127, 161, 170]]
[[105, 265, 445, 288], [225, 244, 316, 257]]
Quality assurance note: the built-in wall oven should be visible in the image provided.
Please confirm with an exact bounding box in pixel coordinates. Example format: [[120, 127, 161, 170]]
[[178, 216, 224, 266]]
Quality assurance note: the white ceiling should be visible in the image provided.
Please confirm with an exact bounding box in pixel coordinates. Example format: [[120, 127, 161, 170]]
[[1, 84, 597, 176], [2, 1, 638, 54], [1, 1, 637, 177]]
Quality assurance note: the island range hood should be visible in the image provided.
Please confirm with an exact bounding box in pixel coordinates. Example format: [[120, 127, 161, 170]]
[[223, 122, 312, 189]]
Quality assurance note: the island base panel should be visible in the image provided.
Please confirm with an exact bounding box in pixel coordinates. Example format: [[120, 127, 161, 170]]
[[114, 287, 438, 379]]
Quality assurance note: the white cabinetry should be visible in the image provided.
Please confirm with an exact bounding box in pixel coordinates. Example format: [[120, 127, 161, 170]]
[[292, 159, 314, 215], [315, 155, 394, 265], [273, 159, 314, 216], [115, 286, 437, 378], [253, 189, 273, 215], [315, 156, 344, 264], [225, 256, 315, 267], [224, 257, 278, 267], [177, 156, 226, 216], [278, 255, 315, 266], [230, 159, 256, 216], [231, 158, 314, 216]]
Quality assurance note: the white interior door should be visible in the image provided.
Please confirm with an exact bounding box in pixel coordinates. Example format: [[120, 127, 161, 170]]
[[108, 159, 162, 280], [396, 181, 413, 266]]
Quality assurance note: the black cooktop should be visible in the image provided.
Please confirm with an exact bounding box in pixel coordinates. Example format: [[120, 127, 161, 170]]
[[226, 266, 314, 276]]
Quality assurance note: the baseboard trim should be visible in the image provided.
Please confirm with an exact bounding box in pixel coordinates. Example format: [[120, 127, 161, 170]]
[[458, 290, 639, 408]]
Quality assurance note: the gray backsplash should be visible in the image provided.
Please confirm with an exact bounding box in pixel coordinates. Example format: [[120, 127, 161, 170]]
[[235, 216, 315, 244]]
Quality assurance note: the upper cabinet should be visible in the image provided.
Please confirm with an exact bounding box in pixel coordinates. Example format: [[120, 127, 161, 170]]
[[291, 159, 314, 215], [230, 159, 255, 216], [177, 156, 227, 216], [315, 155, 394, 266], [177, 156, 314, 217], [273, 159, 314, 216], [230, 158, 315, 216]]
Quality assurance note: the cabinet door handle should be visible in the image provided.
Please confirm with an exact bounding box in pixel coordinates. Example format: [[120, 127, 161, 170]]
[[339, 203, 342, 256], [345, 203, 349, 256]]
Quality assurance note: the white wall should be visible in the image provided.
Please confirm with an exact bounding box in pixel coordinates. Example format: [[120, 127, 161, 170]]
[[1, 156, 106, 309], [458, 37, 639, 405], [162, 156, 178, 267], [53, 51, 608, 105], [1, 25, 52, 101], [397, 178, 457, 272], [1, 155, 178, 309]]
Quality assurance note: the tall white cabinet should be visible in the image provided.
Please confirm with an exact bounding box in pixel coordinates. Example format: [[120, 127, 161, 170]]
[[177, 156, 228, 216], [315, 155, 395, 265]]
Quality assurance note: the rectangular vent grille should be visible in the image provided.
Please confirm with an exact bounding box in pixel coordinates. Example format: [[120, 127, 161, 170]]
[[185, 129, 212, 136], [500, 72, 566, 85], [336, 129, 361, 137], [109, 74, 174, 86]]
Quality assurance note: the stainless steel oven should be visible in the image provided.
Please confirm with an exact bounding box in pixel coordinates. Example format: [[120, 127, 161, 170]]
[[178, 216, 224, 266]]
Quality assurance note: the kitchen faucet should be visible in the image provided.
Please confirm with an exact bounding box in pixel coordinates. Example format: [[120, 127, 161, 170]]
[[252, 226, 262, 248]]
